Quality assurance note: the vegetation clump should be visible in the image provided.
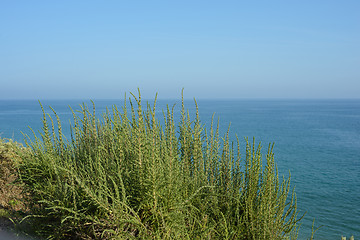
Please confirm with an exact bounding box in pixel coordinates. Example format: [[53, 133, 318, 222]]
[[0, 138, 28, 232], [0, 139, 28, 211], [12, 90, 302, 239]]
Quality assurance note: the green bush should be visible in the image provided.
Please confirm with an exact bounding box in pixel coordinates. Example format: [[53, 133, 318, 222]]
[[18, 90, 302, 239], [0, 138, 27, 212]]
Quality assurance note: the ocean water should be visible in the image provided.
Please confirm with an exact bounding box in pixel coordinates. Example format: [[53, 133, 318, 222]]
[[0, 99, 359, 239]]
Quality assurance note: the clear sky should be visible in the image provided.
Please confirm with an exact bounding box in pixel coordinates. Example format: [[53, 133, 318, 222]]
[[1, 1, 359, 99]]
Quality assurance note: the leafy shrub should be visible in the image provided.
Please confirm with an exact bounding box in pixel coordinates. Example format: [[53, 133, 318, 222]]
[[18, 90, 302, 239]]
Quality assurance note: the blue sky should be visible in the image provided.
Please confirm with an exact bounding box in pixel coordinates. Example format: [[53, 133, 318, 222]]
[[1, 1, 359, 99]]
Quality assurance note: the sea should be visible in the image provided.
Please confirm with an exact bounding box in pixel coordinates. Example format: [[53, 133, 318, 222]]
[[0, 99, 359, 239]]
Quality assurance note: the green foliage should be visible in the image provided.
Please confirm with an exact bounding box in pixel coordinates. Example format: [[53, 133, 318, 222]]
[[0, 138, 27, 211], [18, 90, 302, 239]]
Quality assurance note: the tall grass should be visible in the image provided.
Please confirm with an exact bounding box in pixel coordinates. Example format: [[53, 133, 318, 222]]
[[18, 90, 302, 239]]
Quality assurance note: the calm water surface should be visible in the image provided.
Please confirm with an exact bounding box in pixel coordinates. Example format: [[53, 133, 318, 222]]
[[1, 99, 359, 239]]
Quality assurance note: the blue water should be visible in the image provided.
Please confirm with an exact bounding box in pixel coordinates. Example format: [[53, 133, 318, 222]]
[[1, 99, 359, 239]]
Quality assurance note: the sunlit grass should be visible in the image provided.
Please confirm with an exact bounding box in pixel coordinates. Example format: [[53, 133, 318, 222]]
[[14, 90, 302, 239]]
